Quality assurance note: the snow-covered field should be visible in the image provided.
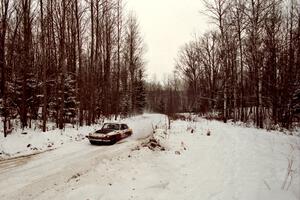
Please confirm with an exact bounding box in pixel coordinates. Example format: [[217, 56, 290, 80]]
[[0, 114, 299, 200]]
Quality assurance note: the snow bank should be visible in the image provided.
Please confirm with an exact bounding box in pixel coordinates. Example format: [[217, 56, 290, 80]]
[[0, 124, 99, 159]]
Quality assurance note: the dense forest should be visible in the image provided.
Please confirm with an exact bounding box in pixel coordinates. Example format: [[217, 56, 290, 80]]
[[147, 0, 300, 129], [0, 0, 300, 137], [0, 0, 147, 136]]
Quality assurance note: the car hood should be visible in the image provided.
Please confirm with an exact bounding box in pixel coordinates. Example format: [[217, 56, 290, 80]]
[[89, 130, 119, 137], [96, 129, 114, 134]]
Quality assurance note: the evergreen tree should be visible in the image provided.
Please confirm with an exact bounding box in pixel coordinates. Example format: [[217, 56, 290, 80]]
[[120, 93, 130, 117], [63, 73, 77, 123], [158, 98, 166, 114], [292, 88, 300, 118], [134, 70, 146, 114], [12, 73, 39, 127]]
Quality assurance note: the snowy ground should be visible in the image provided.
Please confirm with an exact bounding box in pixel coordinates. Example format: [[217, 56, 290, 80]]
[[0, 114, 300, 200], [0, 114, 167, 159]]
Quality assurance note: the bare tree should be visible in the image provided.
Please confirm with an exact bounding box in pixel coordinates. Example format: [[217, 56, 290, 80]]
[[203, 0, 231, 122], [58, 0, 67, 129], [172, 0, 300, 128], [0, 0, 10, 136], [176, 41, 201, 112], [0, 0, 144, 133]]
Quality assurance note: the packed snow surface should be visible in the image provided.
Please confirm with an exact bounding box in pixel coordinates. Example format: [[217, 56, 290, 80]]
[[0, 114, 166, 159], [0, 114, 299, 200]]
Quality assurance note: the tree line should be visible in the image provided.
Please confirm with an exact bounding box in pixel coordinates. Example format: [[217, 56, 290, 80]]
[[0, 0, 146, 137], [147, 0, 300, 129]]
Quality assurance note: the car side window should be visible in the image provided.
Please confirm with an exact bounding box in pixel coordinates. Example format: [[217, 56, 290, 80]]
[[121, 124, 128, 130]]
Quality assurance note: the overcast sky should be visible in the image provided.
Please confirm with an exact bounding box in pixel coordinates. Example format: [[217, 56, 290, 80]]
[[126, 0, 211, 81]]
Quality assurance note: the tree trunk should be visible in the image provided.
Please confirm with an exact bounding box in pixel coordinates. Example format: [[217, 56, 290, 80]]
[[74, 0, 83, 126], [58, 0, 66, 130], [40, 0, 48, 132], [0, 0, 9, 137]]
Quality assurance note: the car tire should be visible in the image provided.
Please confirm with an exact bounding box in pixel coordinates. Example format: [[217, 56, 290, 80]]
[[112, 135, 121, 144]]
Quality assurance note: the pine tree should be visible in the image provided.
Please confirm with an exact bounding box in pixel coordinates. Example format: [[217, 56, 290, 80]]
[[134, 80, 146, 114], [292, 88, 300, 119], [134, 70, 146, 114], [12, 73, 39, 127], [158, 98, 165, 114], [120, 93, 130, 117], [63, 73, 77, 124]]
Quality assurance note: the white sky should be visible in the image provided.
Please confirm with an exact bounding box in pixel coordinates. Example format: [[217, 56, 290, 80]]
[[126, 0, 211, 81]]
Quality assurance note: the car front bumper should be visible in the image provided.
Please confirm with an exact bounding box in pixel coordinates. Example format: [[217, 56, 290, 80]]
[[86, 136, 115, 145], [89, 138, 112, 143]]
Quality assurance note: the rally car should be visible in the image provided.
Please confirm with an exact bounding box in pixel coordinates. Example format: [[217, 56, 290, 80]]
[[87, 123, 133, 145]]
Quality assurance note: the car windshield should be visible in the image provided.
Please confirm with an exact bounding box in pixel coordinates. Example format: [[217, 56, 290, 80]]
[[102, 123, 120, 130]]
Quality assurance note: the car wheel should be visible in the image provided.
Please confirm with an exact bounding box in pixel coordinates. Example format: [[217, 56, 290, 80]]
[[107, 139, 116, 145], [112, 135, 121, 144]]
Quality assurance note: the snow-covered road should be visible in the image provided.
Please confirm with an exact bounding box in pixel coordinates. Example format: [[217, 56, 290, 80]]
[[0, 141, 139, 199], [0, 114, 166, 200], [0, 114, 299, 200]]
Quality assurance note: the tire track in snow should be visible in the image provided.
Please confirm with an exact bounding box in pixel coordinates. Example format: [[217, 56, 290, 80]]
[[0, 114, 166, 200]]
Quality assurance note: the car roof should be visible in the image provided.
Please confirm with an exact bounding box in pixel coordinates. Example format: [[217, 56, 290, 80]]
[[103, 122, 127, 125]]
